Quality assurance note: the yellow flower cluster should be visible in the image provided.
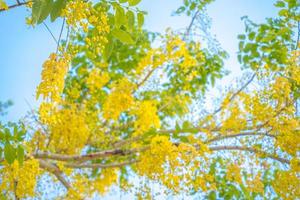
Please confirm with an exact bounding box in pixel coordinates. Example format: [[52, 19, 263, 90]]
[[271, 77, 291, 105], [166, 36, 199, 72], [36, 53, 70, 102], [86, 68, 110, 93], [136, 136, 205, 193], [0, 159, 40, 199], [131, 100, 160, 135], [135, 48, 166, 75], [39, 103, 90, 154], [135, 35, 204, 86], [63, 0, 110, 55], [192, 174, 217, 192], [66, 169, 118, 199], [247, 172, 264, 194], [221, 102, 247, 134], [103, 78, 135, 120], [63, 0, 91, 30], [0, 0, 8, 10], [93, 169, 118, 195], [275, 118, 299, 156], [85, 10, 110, 56], [272, 171, 300, 200], [225, 163, 243, 184]]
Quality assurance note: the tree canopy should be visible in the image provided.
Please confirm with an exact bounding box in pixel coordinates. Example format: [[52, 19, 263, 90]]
[[0, 0, 299, 199]]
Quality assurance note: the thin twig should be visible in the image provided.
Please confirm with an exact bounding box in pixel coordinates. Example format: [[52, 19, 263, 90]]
[[213, 73, 256, 115], [206, 131, 276, 144], [0, 1, 30, 12], [183, 10, 200, 41], [42, 22, 59, 45], [209, 145, 290, 164], [56, 18, 65, 54]]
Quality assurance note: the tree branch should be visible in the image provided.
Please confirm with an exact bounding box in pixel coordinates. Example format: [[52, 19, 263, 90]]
[[0, 1, 30, 12], [206, 131, 276, 143], [209, 145, 290, 164], [213, 72, 256, 115], [34, 147, 147, 162], [183, 10, 200, 41], [65, 159, 138, 169], [38, 159, 71, 189]]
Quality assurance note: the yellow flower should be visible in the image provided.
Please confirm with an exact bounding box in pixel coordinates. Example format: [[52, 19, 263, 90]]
[[0, 159, 40, 199], [86, 68, 110, 93], [131, 100, 160, 135], [36, 53, 70, 102], [103, 78, 135, 120]]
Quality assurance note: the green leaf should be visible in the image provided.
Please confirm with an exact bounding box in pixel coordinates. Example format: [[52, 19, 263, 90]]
[[128, 0, 141, 6], [112, 28, 135, 44], [207, 191, 217, 200], [182, 120, 191, 129], [115, 6, 126, 28], [50, 0, 66, 22], [0, 148, 2, 159], [278, 9, 288, 17], [237, 34, 245, 40], [32, 0, 53, 24], [4, 143, 15, 164], [175, 122, 181, 133], [190, 2, 196, 10], [119, 0, 127, 3], [17, 145, 25, 166], [137, 12, 144, 28], [126, 10, 135, 31], [103, 37, 114, 61], [248, 32, 255, 40], [274, 1, 285, 7]]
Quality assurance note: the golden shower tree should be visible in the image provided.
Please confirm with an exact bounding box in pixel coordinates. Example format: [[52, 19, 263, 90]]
[[0, 0, 299, 199]]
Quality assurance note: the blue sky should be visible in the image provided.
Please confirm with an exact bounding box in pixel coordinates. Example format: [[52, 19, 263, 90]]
[[0, 0, 277, 122]]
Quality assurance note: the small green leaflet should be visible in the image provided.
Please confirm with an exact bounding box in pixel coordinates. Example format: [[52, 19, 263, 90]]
[[50, 0, 66, 22], [103, 36, 114, 61], [128, 0, 141, 6], [32, 0, 53, 24], [126, 10, 135, 31], [17, 145, 25, 166], [4, 143, 15, 164], [112, 28, 135, 44], [137, 12, 144, 28]]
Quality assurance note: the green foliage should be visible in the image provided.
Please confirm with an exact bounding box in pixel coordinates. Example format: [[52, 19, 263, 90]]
[[174, 0, 215, 16], [237, 0, 299, 70], [112, 28, 135, 44], [0, 122, 26, 165], [0, 100, 12, 116], [50, 0, 67, 22]]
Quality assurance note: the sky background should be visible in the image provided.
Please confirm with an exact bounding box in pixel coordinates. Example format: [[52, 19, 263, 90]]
[[0, 0, 278, 122]]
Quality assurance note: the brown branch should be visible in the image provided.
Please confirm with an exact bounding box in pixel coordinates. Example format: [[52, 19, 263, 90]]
[[183, 10, 200, 41], [206, 131, 276, 144], [209, 145, 290, 164], [34, 147, 147, 162], [56, 18, 65, 54], [38, 159, 71, 189], [0, 1, 30, 12], [136, 67, 157, 88], [213, 73, 256, 115], [65, 159, 138, 169]]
